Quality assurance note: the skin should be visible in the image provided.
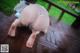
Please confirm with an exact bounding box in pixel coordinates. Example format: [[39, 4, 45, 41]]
[[8, 4, 50, 48]]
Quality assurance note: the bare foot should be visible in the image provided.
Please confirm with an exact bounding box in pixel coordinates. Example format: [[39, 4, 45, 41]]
[[26, 31, 40, 48], [26, 36, 36, 48], [8, 19, 20, 37], [8, 26, 16, 37]]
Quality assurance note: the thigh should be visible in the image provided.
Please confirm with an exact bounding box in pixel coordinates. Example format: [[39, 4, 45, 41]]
[[32, 15, 49, 32]]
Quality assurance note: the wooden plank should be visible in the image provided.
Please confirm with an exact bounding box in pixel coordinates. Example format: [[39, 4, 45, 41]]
[[44, 0, 79, 19], [57, 10, 65, 22], [44, 0, 80, 28], [47, 3, 52, 11]]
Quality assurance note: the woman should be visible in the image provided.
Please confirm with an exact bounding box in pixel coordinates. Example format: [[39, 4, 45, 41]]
[[8, 3, 50, 48]]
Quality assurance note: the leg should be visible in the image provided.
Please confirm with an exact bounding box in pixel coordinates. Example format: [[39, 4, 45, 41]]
[[26, 30, 40, 48], [8, 19, 21, 37]]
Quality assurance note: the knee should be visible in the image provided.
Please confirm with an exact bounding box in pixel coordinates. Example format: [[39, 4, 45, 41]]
[[12, 19, 20, 26]]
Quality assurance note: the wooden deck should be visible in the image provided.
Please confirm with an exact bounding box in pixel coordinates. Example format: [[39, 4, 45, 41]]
[[0, 12, 80, 53]]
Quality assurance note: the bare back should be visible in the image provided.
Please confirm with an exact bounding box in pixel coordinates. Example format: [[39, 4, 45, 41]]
[[19, 4, 50, 32]]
